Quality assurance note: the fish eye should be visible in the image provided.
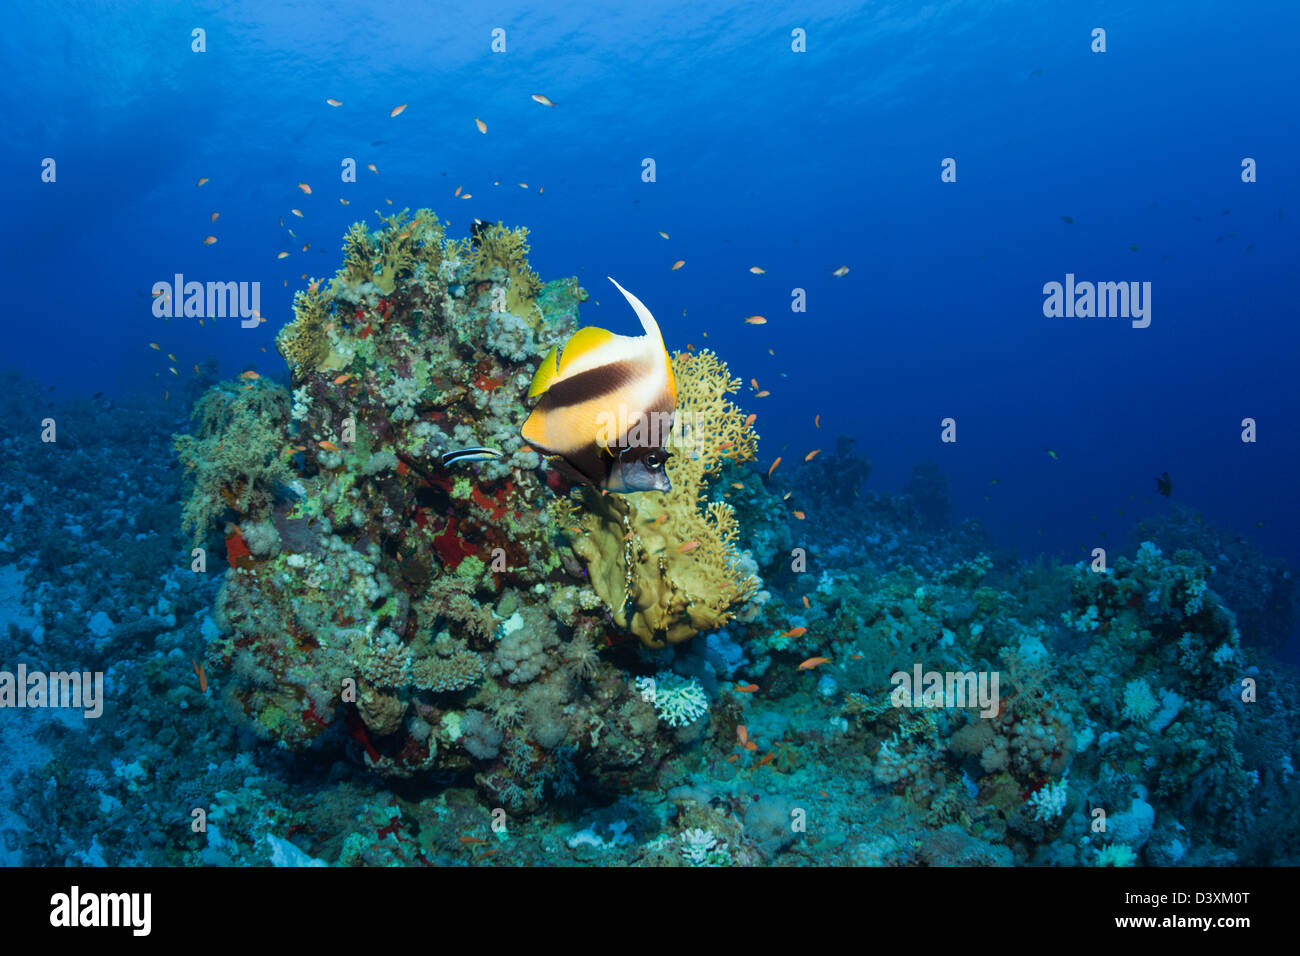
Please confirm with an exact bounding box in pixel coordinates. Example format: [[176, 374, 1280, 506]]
[[646, 452, 664, 468]]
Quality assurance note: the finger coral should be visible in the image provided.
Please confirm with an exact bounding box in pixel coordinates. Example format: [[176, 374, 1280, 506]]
[[559, 349, 761, 647]]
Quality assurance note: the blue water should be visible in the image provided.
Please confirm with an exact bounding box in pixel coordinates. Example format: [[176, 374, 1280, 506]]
[[6, 1, 1296, 601], [1, 0, 1296, 867]]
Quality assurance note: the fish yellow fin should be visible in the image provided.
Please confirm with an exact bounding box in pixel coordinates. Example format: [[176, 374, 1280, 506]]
[[527, 346, 560, 398], [556, 326, 617, 375]]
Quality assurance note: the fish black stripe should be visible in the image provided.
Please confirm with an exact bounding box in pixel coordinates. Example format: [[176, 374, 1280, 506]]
[[543, 360, 644, 409]]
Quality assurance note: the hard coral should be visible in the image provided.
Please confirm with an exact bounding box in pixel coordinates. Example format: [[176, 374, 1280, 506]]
[[561, 350, 761, 647]]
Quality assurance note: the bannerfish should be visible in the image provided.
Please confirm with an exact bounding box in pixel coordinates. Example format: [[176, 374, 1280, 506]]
[[521, 277, 676, 493], [441, 447, 503, 465]]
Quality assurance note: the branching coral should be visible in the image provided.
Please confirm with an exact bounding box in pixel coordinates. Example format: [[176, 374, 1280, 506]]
[[276, 285, 333, 374], [455, 222, 543, 322], [560, 350, 761, 647], [339, 209, 445, 296]]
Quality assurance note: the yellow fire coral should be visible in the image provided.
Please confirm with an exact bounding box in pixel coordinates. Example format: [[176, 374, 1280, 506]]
[[454, 222, 543, 322], [340, 209, 446, 295], [276, 284, 332, 374], [560, 349, 760, 647]]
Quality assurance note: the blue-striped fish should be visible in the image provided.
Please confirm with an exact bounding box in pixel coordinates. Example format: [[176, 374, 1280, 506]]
[[440, 447, 503, 466]]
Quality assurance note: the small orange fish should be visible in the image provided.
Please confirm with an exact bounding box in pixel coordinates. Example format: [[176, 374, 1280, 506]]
[[367, 163, 377, 173], [768, 457, 781, 478], [731, 482, 745, 490], [240, 370, 260, 379], [326, 97, 342, 107], [679, 540, 700, 553], [531, 93, 555, 107], [751, 378, 759, 389], [333, 373, 352, 384], [291, 208, 304, 217], [475, 117, 487, 133], [783, 492, 792, 500], [734, 683, 759, 694], [749, 266, 766, 274], [782, 627, 808, 638], [654, 514, 668, 525], [454, 185, 462, 197], [658, 230, 670, 239], [755, 390, 770, 398], [390, 103, 407, 118], [737, 724, 757, 751], [193, 364, 201, 374], [850, 653, 864, 660], [459, 836, 488, 846], [340, 197, 350, 204], [832, 265, 849, 277], [298, 182, 311, 194], [148, 342, 160, 350], [805, 449, 821, 461], [319, 440, 339, 451], [191, 658, 207, 693], [757, 752, 776, 767], [802, 596, 811, 609], [202, 236, 217, 245], [621, 530, 634, 541], [792, 510, 806, 520], [671, 259, 685, 271], [210, 212, 219, 222], [169, 367, 179, 376], [461, 192, 472, 199], [814, 414, 821, 429], [744, 413, 757, 427], [744, 315, 766, 325], [277, 251, 290, 258], [167, 352, 177, 361], [798, 656, 830, 671], [163, 390, 169, 402], [819, 790, 829, 798], [196, 177, 209, 186]]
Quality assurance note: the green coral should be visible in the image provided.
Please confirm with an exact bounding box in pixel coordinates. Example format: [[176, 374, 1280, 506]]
[[173, 380, 293, 543]]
